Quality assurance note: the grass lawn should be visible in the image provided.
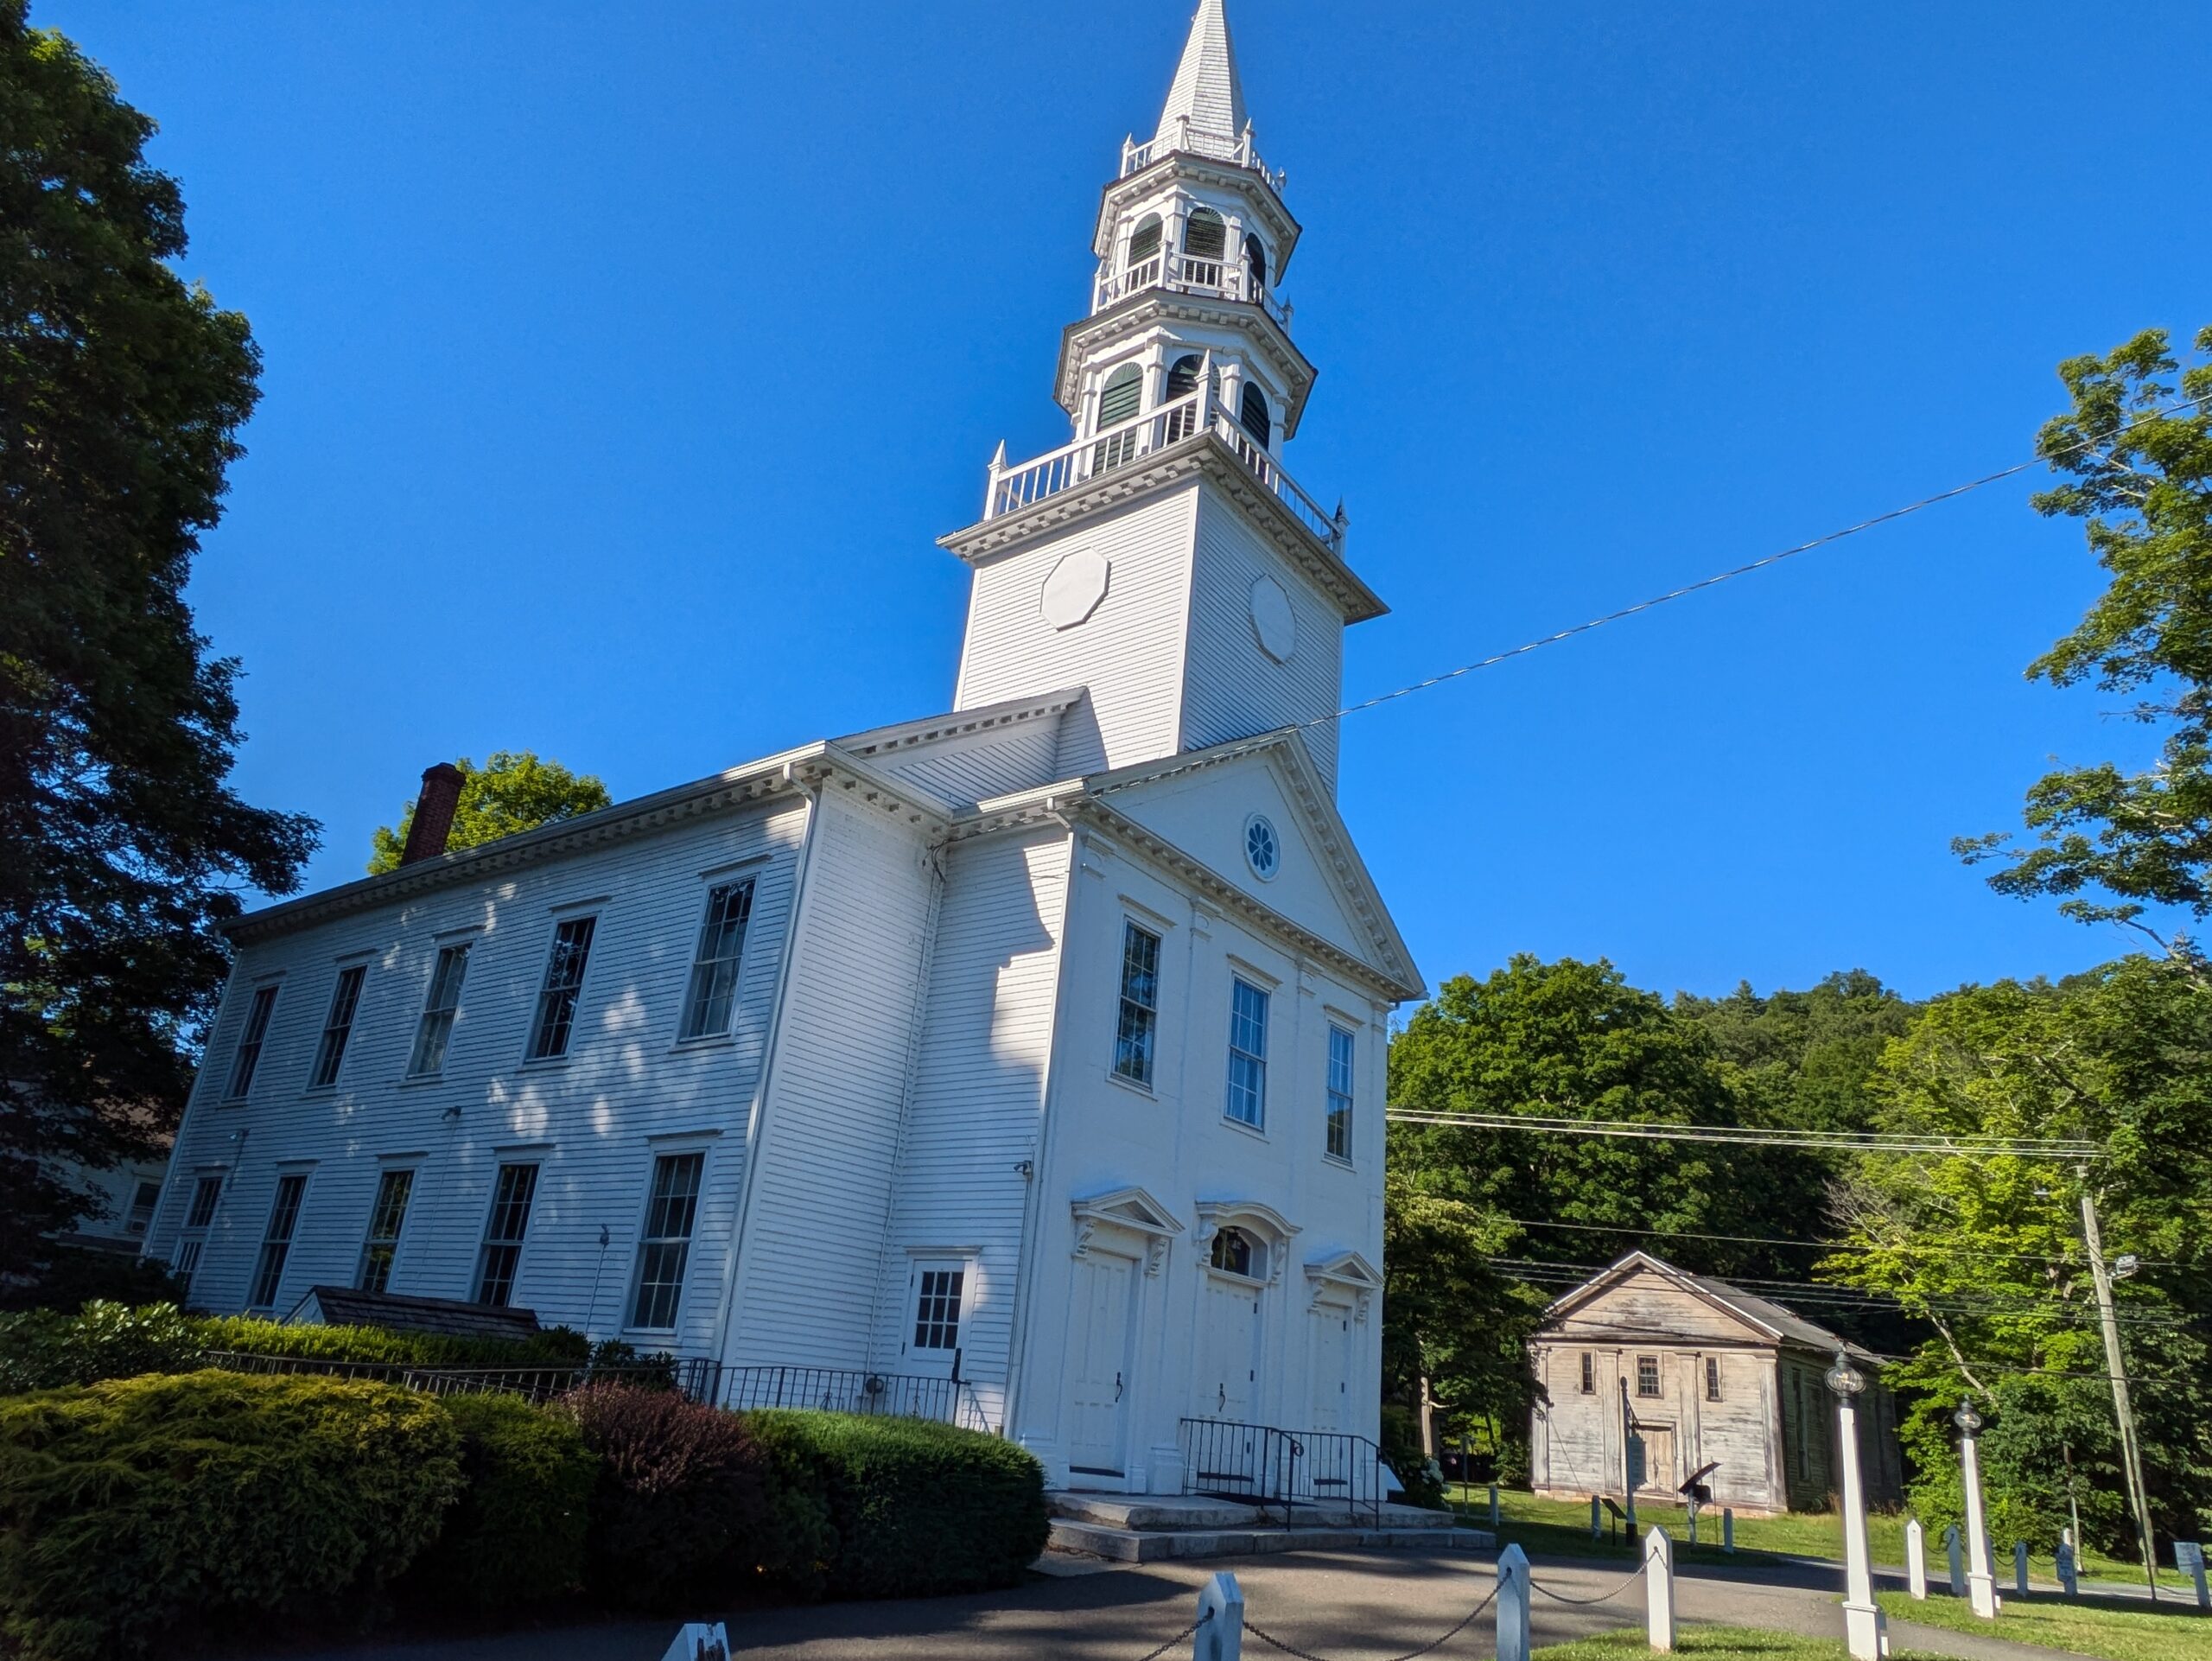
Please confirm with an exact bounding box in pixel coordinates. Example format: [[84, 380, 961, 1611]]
[[1530, 1626, 1951, 1660], [1878, 1588, 2212, 1661], [1457, 1486, 2190, 1590]]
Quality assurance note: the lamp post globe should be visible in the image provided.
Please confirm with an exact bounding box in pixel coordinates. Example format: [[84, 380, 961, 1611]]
[[1827, 1351, 1866, 1397], [1829, 1350, 1885, 1658], [1955, 1398, 1982, 1436]]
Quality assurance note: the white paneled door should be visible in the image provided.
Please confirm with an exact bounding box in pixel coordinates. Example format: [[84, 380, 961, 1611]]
[[1200, 1276, 1262, 1423], [1307, 1303, 1351, 1432], [1066, 1251, 1136, 1480]]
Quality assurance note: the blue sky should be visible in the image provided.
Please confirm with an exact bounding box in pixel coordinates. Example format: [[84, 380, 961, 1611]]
[[54, 0, 2212, 1003]]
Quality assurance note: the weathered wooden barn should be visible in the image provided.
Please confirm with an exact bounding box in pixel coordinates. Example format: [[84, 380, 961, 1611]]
[[1529, 1251, 1904, 1516]]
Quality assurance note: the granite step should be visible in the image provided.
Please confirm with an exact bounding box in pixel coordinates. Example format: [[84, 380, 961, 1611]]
[[1048, 1491, 1459, 1533], [1047, 1517, 1497, 1563]]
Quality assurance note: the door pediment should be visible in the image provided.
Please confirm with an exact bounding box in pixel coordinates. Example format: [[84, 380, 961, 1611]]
[[1071, 1186, 1184, 1276]]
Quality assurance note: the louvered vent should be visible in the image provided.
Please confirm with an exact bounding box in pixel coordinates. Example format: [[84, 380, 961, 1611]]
[[1184, 207, 1227, 259], [1165, 354, 1203, 400], [1098, 366, 1144, 429], [1128, 214, 1163, 265], [1239, 382, 1271, 446]]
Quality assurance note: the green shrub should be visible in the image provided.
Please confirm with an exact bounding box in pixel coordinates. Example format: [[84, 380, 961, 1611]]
[[1379, 1404, 1446, 1509], [399, 1392, 595, 1613], [745, 1410, 1046, 1598], [0, 1301, 599, 1396], [0, 1370, 462, 1661], [0, 1301, 200, 1393], [0, 1249, 189, 1316], [562, 1385, 772, 1611], [196, 1312, 593, 1369]]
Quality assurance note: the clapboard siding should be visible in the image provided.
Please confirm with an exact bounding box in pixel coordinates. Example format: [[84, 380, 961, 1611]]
[[1180, 484, 1346, 791], [869, 721, 1066, 805], [722, 796, 938, 1367], [146, 797, 806, 1354], [953, 489, 1199, 776], [871, 825, 1073, 1426]]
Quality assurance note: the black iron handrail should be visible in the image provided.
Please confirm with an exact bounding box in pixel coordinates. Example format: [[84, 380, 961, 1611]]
[[1177, 1416, 1389, 1526]]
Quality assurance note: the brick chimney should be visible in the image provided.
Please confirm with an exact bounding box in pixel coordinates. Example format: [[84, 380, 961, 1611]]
[[397, 762, 465, 866]]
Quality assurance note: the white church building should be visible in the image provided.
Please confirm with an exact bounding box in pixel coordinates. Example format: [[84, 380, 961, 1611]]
[[148, 0, 1421, 1496]]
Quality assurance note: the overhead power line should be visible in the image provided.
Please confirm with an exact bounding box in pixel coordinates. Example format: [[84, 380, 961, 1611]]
[[1095, 392, 2209, 799], [1492, 1215, 2174, 1268], [1385, 1109, 2107, 1161]]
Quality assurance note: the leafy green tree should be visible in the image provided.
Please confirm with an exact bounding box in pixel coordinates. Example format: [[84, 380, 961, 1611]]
[[1380, 1169, 1534, 1468], [0, 4, 316, 1276], [367, 752, 610, 874], [1828, 959, 2212, 1550], [1388, 956, 1766, 1276], [1957, 326, 2212, 949]]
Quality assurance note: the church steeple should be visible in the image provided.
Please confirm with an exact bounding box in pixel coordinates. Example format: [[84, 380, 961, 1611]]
[[940, 0, 1384, 793], [1154, 0, 1248, 154]]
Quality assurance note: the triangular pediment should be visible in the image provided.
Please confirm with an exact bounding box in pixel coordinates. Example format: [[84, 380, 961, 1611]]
[[1080, 733, 1420, 1001], [1303, 1249, 1381, 1289], [1071, 1186, 1185, 1238], [1541, 1252, 1789, 1348]]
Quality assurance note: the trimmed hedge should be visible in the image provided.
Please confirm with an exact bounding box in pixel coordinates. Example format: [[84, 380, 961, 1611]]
[[399, 1391, 595, 1614], [0, 1371, 462, 1661], [562, 1385, 774, 1611], [747, 1410, 1047, 1598], [0, 1301, 596, 1393]]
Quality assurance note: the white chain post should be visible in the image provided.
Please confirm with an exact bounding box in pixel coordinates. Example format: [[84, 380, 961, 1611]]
[[1489, 1482, 1501, 1529], [1905, 1519, 1927, 1600], [1496, 1543, 1531, 1661], [2014, 1541, 2030, 1596], [1722, 1508, 1734, 1555], [2056, 1540, 2078, 1599], [1644, 1526, 1676, 1653], [1197, 1571, 1243, 1661], [1957, 1402, 1999, 1619], [1945, 1524, 1965, 1597]]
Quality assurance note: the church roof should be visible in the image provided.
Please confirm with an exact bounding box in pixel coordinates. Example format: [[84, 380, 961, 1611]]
[[1538, 1251, 1882, 1364], [1155, 0, 1248, 148]]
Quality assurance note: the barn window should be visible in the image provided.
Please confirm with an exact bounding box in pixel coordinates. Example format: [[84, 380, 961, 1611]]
[[1706, 1356, 1723, 1401], [1210, 1226, 1255, 1277], [1184, 207, 1227, 260], [1580, 1353, 1595, 1394], [1097, 364, 1144, 430], [1239, 382, 1271, 447], [1637, 1355, 1661, 1397]]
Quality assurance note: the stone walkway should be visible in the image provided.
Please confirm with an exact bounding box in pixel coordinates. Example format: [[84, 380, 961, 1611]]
[[294, 1546, 2110, 1661]]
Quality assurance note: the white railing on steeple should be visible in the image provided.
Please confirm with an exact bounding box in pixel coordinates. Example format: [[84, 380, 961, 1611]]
[[1094, 249, 1291, 328], [981, 387, 1344, 555], [1120, 117, 1285, 193]]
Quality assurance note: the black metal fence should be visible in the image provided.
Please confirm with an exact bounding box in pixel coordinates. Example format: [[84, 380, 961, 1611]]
[[199, 1349, 990, 1431], [708, 1364, 993, 1432], [1178, 1416, 1390, 1525]]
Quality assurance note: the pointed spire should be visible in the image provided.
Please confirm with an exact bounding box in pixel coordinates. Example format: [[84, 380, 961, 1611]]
[[1154, 0, 1248, 149]]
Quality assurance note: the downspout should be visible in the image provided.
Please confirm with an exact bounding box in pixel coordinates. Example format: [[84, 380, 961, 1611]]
[[997, 805, 1082, 1449], [708, 770, 825, 1366]]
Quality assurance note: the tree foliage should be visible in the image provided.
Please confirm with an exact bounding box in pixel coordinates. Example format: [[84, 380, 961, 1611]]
[[1957, 326, 2212, 941], [366, 750, 610, 874], [1827, 958, 2212, 1550], [0, 3, 315, 1274]]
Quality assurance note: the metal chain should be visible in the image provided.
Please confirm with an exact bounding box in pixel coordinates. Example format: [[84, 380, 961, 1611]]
[[1242, 1581, 1500, 1661], [1131, 1607, 1210, 1661], [1528, 1560, 1649, 1607]]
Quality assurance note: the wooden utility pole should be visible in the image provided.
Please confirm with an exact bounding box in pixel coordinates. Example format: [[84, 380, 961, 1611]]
[[2080, 1185, 2159, 1599]]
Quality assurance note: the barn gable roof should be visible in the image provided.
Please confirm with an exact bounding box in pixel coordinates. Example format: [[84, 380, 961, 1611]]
[[1537, 1251, 1878, 1364]]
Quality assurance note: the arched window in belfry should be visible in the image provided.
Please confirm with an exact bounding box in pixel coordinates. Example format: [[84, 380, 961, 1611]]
[[1097, 365, 1144, 430], [1127, 213, 1163, 267], [1184, 207, 1227, 261], [1239, 382, 1272, 448], [1243, 233, 1268, 293], [1166, 354, 1203, 401]]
